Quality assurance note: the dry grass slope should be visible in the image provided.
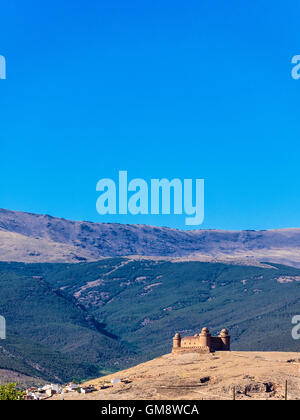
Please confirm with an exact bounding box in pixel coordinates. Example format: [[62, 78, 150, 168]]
[[50, 351, 300, 400]]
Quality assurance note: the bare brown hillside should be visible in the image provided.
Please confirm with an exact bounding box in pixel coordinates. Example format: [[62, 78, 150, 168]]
[[50, 351, 300, 400], [2, 208, 300, 267]]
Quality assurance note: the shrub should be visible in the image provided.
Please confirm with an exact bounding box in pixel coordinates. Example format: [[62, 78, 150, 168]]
[[0, 383, 24, 400]]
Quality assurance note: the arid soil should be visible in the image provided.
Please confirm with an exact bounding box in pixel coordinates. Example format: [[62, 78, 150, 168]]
[[50, 351, 300, 400], [0, 369, 45, 388]]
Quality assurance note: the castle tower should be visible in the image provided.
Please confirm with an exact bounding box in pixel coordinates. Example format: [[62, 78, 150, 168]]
[[199, 327, 211, 348], [173, 333, 181, 348], [219, 328, 230, 350]]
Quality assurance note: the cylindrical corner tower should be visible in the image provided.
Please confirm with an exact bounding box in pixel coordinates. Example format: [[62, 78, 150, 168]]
[[199, 327, 211, 348], [173, 333, 181, 349], [219, 328, 230, 350]]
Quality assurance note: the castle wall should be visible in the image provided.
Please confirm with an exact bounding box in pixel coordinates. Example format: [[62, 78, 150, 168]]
[[172, 347, 210, 354], [181, 337, 201, 347], [210, 336, 226, 351]]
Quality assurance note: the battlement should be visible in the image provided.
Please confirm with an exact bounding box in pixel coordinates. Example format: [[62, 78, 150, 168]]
[[172, 327, 230, 354]]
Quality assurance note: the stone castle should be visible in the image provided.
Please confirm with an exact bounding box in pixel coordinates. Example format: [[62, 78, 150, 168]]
[[172, 327, 230, 354]]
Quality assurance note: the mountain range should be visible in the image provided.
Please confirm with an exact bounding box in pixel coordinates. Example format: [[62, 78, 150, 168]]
[[1, 208, 300, 267]]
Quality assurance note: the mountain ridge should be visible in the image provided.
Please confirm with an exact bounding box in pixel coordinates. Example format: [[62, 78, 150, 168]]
[[1, 208, 300, 266]]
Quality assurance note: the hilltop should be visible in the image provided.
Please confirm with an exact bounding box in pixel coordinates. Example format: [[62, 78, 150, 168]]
[[50, 351, 300, 400], [2, 208, 300, 266]]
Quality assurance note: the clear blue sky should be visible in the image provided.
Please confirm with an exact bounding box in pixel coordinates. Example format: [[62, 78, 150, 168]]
[[1, 0, 300, 230]]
